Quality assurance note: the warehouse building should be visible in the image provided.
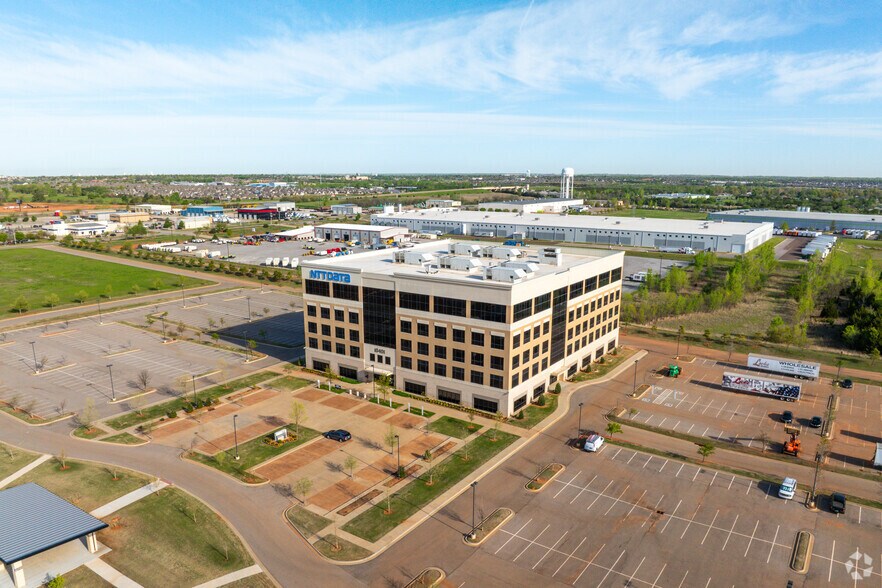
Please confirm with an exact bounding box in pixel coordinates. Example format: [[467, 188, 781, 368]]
[[236, 202, 297, 220], [331, 204, 363, 216], [182, 205, 225, 218], [478, 197, 584, 213], [302, 240, 623, 416], [373, 210, 773, 254], [314, 223, 407, 244], [40, 221, 112, 237], [708, 209, 882, 232], [130, 204, 173, 215], [109, 211, 149, 225], [426, 198, 462, 209]]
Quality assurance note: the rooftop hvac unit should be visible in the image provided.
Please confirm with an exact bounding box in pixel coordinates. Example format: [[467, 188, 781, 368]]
[[440, 256, 482, 272], [484, 266, 527, 283], [501, 260, 539, 274], [538, 247, 563, 266], [448, 243, 481, 256], [489, 247, 522, 260], [403, 251, 437, 266], [393, 251, 406, 263]]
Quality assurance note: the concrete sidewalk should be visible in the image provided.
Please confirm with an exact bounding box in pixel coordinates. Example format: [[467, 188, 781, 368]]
[[85, 559, 144, 588], [90, 480, 169, 518], [0, 454, 52, 489], [192, 565, 263, 588]]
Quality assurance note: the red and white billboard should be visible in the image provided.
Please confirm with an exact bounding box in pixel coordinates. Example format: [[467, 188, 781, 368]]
[[722, 372, 801, 401]]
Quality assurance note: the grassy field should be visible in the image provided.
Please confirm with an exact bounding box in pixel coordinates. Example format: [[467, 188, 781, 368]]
[[657, 295, 795, 338], [73, 426, 108, 440], [0, 248, 209, 315], [269, 376, 311, 392], [510, 393, 559, 429], [286, 505, 331, 537], [829, 239, 882, 275], [61, 565, 114, 587], [100, 487, 254, 587], [0, 442, 38, 479], [12, 458, 151, 512], [603, 208, 709, 220], [342, 430, 518, 542], [188, 425, 320, 483], [106, 371, 279, 430], [222, 574, 277, 588], [427, 415, 482, 439], [101, 432, 145, 445], [314, 534, 373, 561]]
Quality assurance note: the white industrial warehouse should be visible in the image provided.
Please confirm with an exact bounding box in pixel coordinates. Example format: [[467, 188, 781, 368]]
[[372, 210, 773, 253], [708, 208, 882, 232]]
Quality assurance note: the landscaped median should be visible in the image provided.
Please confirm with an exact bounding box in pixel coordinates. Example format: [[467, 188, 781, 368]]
[[105, 371, 280, 430], [186, 425, 320, 484], [341, 430, 518, 544], [463, 507, 514, 546], [526, 463, 564, 491]]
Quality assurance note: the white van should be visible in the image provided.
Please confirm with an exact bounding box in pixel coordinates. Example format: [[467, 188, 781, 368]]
[[778, 477, 797, 500], [582, 434, 605, 452], [629, 272, 648, 282]]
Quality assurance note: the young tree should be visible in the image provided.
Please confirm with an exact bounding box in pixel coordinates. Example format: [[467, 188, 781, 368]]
[[376, 374, 392, 404], [246, 339, 258, 359], [43, 293, 60, 308], [74, 289, 89, 303], [11, 294, 29, 314], [295, 477, 313, 505], [131, 393, 147, 417], [136, 370, 152, 392], [343, 455, 358, 479], [211, 332, 220, 343], [758, 431, 770, 454], [130, 284, 141, 295], [384, 425, 397, 456], [698, 443, 715, 462], [58, 448, 68, 470], [467, 412, 476, 430], [78, 398, 97, 431], [606, 421, 622, 438], [290, 401, 307, 439]]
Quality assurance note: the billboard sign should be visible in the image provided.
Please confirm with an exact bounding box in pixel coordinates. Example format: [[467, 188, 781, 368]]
[[308, 270, 351, 283], [747, 354, 820, 379], [722, 372, 801, 401]]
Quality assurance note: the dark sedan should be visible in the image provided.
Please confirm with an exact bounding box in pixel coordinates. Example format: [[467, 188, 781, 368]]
[[830, 492, 847, 514], [323, 429, 352, 442], [809, 416, 823, 428], [781, 410, 794, 424], [840, 379, 853, 389]]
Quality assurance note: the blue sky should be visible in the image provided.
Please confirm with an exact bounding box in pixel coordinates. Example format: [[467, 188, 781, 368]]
[[0, 0, 880, 176]]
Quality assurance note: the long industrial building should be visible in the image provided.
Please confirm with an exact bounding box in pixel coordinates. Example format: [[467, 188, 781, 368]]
[[373, 210, 773, 254], [302, 240, 623, 416], [708, 209, 882, 232]]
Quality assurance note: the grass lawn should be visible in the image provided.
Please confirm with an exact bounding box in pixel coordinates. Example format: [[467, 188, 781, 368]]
[[343, 430, 518, 543], [101, 432, 145, 445], [270, 376, 311, 392], [106, 371, 278, 430], [510, 393, 559, 429], [656, 294, 795, 338], [403, 406, 435, 418], [369, 397, 403, 409], [12, 458, 151, 512], [286, 505, 331, 537], [604, 208, 709, 220], [61, 565, 114, 587], [427, 415, 482, 439], [222, 573, 277, 588], [0, 248, 209, 315], [187, 425, 320, 483], [100, 487, 253, 588], [313, 534, 372, 561], [73, 426, 108, 440], [571, 347, 637, 382], [0, 442, 38, 480]]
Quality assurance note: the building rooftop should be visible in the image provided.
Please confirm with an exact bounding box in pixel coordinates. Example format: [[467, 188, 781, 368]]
[[316, 223, 401, 231], [303, 239, 618, 285], [0, 483, 108, 564], [481, 197, 583, 206], [373, 209, 769, 236], [712, 209, 882, 223]]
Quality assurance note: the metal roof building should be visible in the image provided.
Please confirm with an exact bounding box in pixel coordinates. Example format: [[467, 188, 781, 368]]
[[0, 483, 107, 588], [708, 209, 882, 232], [373, 210, 773, 254], [478, 197, 583, 213]]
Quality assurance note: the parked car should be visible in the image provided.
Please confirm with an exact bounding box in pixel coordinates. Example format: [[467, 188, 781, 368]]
[[582, 434, 605, 452], [778, 477, 797, 500], [809, 416, 823, 428], [829, 492, 846, 514], [323, 429, 352, 443], [781, 410, 794, 424], [840, 379, 853, 389]]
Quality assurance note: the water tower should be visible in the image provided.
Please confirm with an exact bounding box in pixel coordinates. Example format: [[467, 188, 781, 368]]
[[560, 167, 575, 199]]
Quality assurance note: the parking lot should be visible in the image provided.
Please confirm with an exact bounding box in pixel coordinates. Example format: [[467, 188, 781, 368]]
[[449, 443, 881, 587], [623, 353, 882, 471], [622, 256, 690, 294]]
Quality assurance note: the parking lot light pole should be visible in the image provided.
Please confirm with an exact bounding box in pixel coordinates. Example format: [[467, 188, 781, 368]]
[[107, 364, 116, 401], [191, 374, 197, 400], [233, 415, 240, 460], [371, 364, 376, 398], [246, 297, 252, 322], [632, 359, 639, 394], [97, 298, 103, 325], [394, 434, 401, 477], [160, 316, 167, 341], [577, 402, 584, 440], [180, 282, 186, 307], [30, 341, 38, 374], [469, 481, 478, 539]]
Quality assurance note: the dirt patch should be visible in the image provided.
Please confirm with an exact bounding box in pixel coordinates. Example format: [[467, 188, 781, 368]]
[[431, 441, 456, 460], [310, 478, 368, 511], [296, 388, 331, 402], [237, 389, 279, 407], [400, 434, 444, 460], [194, 403, 239, 423], [321, 395, 361, 411], [150, 417, 198, 439], [253, 439, 339, 480], [354, 404, 392, 420], [385, 412, 423, 429], [336, 489, 382, 517]]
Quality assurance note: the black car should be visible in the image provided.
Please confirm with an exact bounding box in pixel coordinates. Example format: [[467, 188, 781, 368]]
[[809, 416, 823, 428], [323, 429, 352, 442], [781, 410, 794, 424], [830, 492, 847, 514], [841, 379, 853, 389]]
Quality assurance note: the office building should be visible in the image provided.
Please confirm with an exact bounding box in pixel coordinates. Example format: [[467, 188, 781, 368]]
[[302, 240, 624, 416]]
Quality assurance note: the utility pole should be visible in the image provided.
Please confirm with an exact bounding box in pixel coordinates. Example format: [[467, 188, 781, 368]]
[[469, 481, 478, 540], [577, 401, 584, 441], [246, 297, 253, 322], [30, 341, 38, 374], [107, 364, 116, 401], [394, 434, 401, 477], [632, 359, 639, 394], [97, 298, 103, 325], [233, 415, 240, 460]]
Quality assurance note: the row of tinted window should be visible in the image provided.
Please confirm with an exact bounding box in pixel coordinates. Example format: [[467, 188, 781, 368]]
[[305, 280, 360, 302]]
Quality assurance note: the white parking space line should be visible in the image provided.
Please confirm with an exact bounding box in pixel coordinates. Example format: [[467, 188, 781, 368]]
[[700, 510, 719, 545], [701, 401, 713, 415], [532, 531, 567, 570], [651, 563, 666, 588], [658, 459, 667, 473], [728, 404, 740, 421], [672, 421, 680, 431], [767, 525, 779, 563], [661, 500, 682, 533], [627, 452, 637, 464], [692, 467, 701, 482], [494, 519, 532, 554], [828, 540, 835, 582], [604, 485, 630, 516], [746, 480, 752, 495], [552, 537, 587, 577], [585, 481, 614, 512], [687, 424, 695, 435], [594, 550, 625, 588], [571, 542, 603, 584], [626, 490, 647, 518], [721, 515, 739, 551], [744, 520, 759, 557], [641, 495, 664, 528], [554, 472, 582, 499], [512, 524, 549, 562], [743, 407, 754, 423], [677, 571, 689, 588], [727, 475, 735, 490], [569, 474, 596, 504], [626, 557, 646, 586], [675, 463, 685, 478], [642, 455, 653, 469], [658, 418, 667, 428], [710, 471, 718, 487], [612, 448, 622, 460]]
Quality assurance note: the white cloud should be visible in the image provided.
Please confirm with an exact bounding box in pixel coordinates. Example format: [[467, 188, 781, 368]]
[[770, 50, 882, 102]]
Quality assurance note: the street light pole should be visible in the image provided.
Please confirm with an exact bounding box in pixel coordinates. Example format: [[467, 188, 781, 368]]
[[107, 364, 116, 401], [180, 282, 186, 307], [470, 481, 478, 539], [577, 402, 584, 440], [97, 298, 103, 325], [394, 434, 401, 477], [246, 297, 252, 322], [371, 364, 376, 399], [233, 415, 240, 460], [191, 374, 197, 400], [632, 359, 639, 394], [30, 341, 38, 374]]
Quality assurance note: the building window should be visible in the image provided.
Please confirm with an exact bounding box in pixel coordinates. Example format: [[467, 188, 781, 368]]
[[320, 307, 330, 319], [335, 326, 345, 339], [512, 373, 520, 386], [513, 300, 532, 322], [308, 322, 317, 334], [417, 342, 429, 355], [400, 319, 412, 333], [417, 359, 429, 373], [401, 356, 413, 369], [471, 352, 484, 367], [490, 356, 504, 370], [567, 343, 573, 355], [438, 388, 461, 404], [534, 293, 551, 312], [322, 340, 331, 352], [524, 329, 531, 344], [335, 343, 345, 355], [570, 281, 584, 299], [533, 325, 540, 339], [471, 301, 506, 323], [435, 325, 447, 339], [513, 395, 527, 411], [349, 330, 359, 342], [452, 328, 466, 343], [533, 384, 545, 399], [333, 283, 359, 301], [339, 366, 358, 380], [434, 296, 467, 317], [471, 332, 485, 346], [490, 334, 505, 350], [400, 292, 430, 311], [434, 363, 446, 377], [522, 350, 529, 363], [350, 346, 360, 358], [452, 367, 465, 381], [349, 311, 359, 324], [321, 324, 331, 336], [364, 287, 396, 348], [305, 280, 330, 297], [334, 309, 344, 322], [401, 339, 412, 352], [473, 397, 498, 413], [470, 371, 484, 385], [542, 341, 549, 353], [599, 272, 610, 287], [513, 355, 520, 368], [452, 348, 465, 362], [585, 276, 598, 292], [313, 360, 329, 372], [532, 364, 539, 376], [490, 374, 504, 389], [434, 346, 447, 359], [405, 381, 426, 395], [611, 268, 622, 282], [522, 367, 529, 381], [308, 337, 318, 349], [307, 305, 317, 317], [417, 322, 429, 336], [513, 334, 521, 348]]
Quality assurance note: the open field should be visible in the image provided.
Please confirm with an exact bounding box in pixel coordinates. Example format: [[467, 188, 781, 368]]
[[100, 486, 254, 587], [657, 295, 795, 337], [829, 238, 882, 274], [0, 442, 38, 479], [602, 208, 709, 220], [60, 565, 114, 587], [0, 248, 209, 315]]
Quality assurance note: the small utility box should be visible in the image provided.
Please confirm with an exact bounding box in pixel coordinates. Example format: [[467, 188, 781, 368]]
[[273, 429, 289, 443]]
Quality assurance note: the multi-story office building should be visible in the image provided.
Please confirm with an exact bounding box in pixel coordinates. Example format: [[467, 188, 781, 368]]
[[302, 240, 624, 416]]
